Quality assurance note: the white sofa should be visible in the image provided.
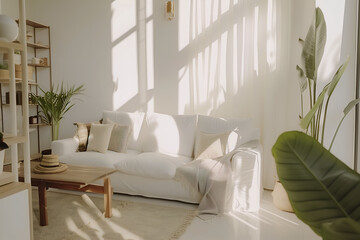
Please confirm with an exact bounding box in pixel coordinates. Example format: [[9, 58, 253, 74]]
[[52, 111, 262, 212]]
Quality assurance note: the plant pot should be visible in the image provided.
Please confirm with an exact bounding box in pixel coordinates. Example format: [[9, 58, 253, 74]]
[[272, 181, 294, 212], [0, 150, 5, 175], [0, 69, 9, 79]]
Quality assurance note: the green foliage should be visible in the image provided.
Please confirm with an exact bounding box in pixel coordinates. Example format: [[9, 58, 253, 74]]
[[296, 8, 359, 148], [272, 131, 360, 239], [0, 63, 8, 69], [30, 83, 84, 140], [322, 218, 360, 240]]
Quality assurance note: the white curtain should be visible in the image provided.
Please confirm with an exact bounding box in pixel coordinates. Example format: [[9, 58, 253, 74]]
[[177, 0, 315, 189]]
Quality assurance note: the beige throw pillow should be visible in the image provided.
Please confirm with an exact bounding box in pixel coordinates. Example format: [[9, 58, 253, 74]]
[[87, 123, 114, 153], [108, 124, 131, 153], [73, 121, 99, 152], [194, 131, 231, 160]]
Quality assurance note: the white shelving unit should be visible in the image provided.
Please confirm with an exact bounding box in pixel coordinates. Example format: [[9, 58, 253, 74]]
[[0, 182, 32, 240], [0, 2, 33, 239], [0, 0, 31, 183]]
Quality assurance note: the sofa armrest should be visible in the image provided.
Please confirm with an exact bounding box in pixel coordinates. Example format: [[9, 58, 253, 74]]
[[231, 143, 262, 212], [51, 138, 79, 156]]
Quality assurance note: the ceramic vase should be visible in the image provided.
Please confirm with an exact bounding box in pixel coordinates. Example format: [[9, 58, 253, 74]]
[[0, 15, 19, 42], [272, 181, 294, 212]]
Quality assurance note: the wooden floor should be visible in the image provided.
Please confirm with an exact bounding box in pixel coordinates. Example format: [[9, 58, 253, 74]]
[[110, 190, 321, 240]]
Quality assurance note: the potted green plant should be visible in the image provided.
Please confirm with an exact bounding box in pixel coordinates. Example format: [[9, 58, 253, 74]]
[[296, 8, 360, 148], [272, 131, 360, 239], [274, 7, 360, 211], [272, 7, 360, 239], [0, 132, 9, 175], [30, 83, 84, 141]]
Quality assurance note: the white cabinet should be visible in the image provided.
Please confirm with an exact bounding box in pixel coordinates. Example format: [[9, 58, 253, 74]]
[[0, 182, 33, 240]]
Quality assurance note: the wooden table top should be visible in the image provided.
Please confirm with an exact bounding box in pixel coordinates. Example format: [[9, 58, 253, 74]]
[[5, 161, 116, 185]]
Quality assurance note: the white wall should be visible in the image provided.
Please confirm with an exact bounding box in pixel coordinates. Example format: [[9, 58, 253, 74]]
[[316, 0, 357, 168]]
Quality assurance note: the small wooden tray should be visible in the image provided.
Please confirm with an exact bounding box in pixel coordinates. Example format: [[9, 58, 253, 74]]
[[0, 172, 15, 187]]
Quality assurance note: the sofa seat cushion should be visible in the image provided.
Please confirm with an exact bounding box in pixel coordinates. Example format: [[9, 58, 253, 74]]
[[114, 152, 192, 180], [59, 149, 140, 169]]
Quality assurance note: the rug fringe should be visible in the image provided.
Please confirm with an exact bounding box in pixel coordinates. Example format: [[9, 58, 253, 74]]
[[167, 210, 198, 240]]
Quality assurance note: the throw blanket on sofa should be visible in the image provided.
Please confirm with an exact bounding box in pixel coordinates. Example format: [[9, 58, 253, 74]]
[[174, 142, 258, 215]]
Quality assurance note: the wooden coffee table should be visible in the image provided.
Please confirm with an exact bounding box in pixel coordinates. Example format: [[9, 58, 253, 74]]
[[7, 161, 116, 226]]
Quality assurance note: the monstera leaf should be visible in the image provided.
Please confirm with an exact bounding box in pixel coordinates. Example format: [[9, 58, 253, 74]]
[[322, 218, 360, 240], [272, 131, 360, 238]]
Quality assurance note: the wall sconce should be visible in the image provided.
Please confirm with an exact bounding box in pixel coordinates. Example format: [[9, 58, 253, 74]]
[[165, 1, 175, 21]]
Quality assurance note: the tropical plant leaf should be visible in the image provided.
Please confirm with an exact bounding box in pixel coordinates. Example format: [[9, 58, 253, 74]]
[[344, 98, 360, 115], [29, 83, 84, 140], [327, 56, 350, 97], [299, 83, 330, 130], [329, 98, 360, 150], [272, 131, 360, 236], [322, 218, 360, 240], [298, 38, 305, 48], [301, 7, 327, 81], [296, 65, 307, 93]]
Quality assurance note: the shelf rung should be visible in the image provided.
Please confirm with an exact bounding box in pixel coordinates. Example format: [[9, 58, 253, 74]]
[[3, 136, 27, 145], [0, 41, 25, 51], [29, 123, 49, 127], [0, 78, 37, 85], [0, 172, 16, 187], [27, 42, 49, 49], [3, 153, 42, 166]]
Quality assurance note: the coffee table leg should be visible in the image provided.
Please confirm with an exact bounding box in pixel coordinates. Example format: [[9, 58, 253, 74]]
[[38, 182, 48, 226], [104, 177, 112, 218]]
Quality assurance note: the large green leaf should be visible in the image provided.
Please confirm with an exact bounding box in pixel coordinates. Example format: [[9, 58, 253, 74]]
[[327, 57, 350, 97], [301, 8, 327, 81], [322, 218, 360, 240], [272, 131, 360, 236]]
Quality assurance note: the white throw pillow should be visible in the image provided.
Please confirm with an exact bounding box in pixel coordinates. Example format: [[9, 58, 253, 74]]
[[194, 131, 231, 160], [197, 115, 259, 152], [141, 112, 197, 157], [87, 123, 114, 153], [108, 124, 131, 153]]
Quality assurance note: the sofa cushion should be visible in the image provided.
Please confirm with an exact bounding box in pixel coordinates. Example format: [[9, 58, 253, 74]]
[[103, 111, 145, 151], [87, 123, 114, 153], [194, 131, 231, 160], [197, 115, 260, 152], [59, 150, 140, 169], [141, 113, 197, 157], [73, 122, 92, 152], [108, 123, 131, 153], [114, 152, 192, 179]]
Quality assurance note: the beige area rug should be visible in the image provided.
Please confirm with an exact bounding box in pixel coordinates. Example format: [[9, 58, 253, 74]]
[[32, 190, 197, 240]]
